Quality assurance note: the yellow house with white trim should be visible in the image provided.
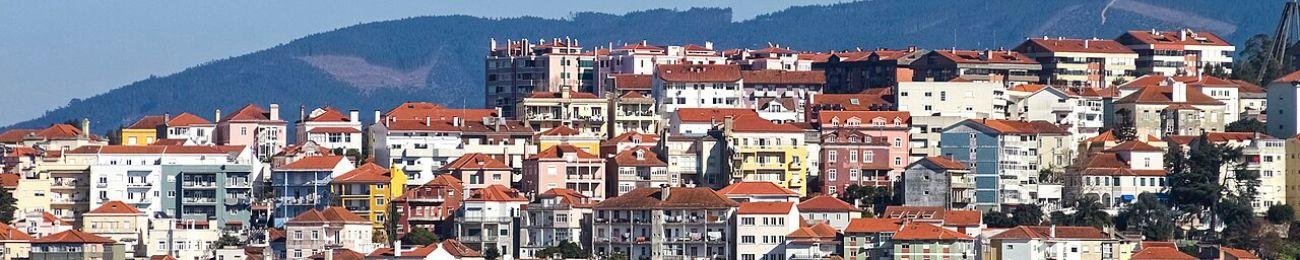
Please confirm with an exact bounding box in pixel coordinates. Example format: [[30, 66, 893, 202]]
[[330, 162, 406, 234]]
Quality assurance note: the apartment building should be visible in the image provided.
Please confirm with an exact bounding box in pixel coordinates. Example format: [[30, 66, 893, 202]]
[[911, 49, 1042, 85], [740, 70, 825, 122], [330, 162, 406, 233], [216, 104, 287, 159], [902, 156, 974, 210], [519, 89, 607, 136], [988, 226, 1134, 260], [593, 42, 727, 93], [662, 134, 727, 188], [486, 38, 595, 117], [813, 48, 926, 93], [1065, 141, 1167, 212], [1114, 79, 1226, 138], [29, 230, 124, 260], [720, 115, 813, 196], [608, 75, 660, 138], [653, 64, 745, 113], [1014, 37, 1138, 87], [796, 195, 862, 230], [591, 187, 738, 260], [440, 153, 512, 192], [734, 202, 800, 260], [819, 111, 912, 192], [806, 93, 894, 123], [1169, 132, 1286, 214], [455, 185, 527, 257], [147, 219, 221, 260], [1122, 74, 1252, 125], [843, 218, 904, 260], [1006, 85, 1104, 143], [161, 113, 216, 146], [606, 146, 671, 197], [295, 107, 363, 154], [81, 201, 147, 258], [1116, 29, 1235, 77], [717, 181, 800, 203], [895, 81, 1011, 120], [518, 188, 593, 259], [728, 46, 814, 71], [1269, 71, 1300, 138], [270, 155, 354, 227], [940, 119, 1073, 211], [120, 115, 165, 146], [394, 174, 463, 238], [890, 222, 976, 260], [522, 144, 606, 199], [369, 102, 525, 184], [283, 207, 376, 259]]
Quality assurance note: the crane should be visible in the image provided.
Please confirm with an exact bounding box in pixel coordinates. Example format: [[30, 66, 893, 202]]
[[1258, 1, 1300, 83]]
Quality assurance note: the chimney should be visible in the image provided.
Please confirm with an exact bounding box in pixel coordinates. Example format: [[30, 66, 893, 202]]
[[660, 184, 671, 199], [490, 38, 497, 50], [453, 116, 462, 127], [561, 85, 571, 99], [705, 41, 714, 50], [1050, 225, 1057, 238], [80, 118, 90, 138], [424, 116, 431, 126], [1083, 39, 1090, 49], [215, 109, 222, 122], [1171, 80, 1188, 103], [373, 110, 382, 124], [1180, 29, 1187, 41], [164, 113, 171, 125], [394, 240, 402, 257], [269, 103, 280, 121], [349, 110, 360, 123], [723, 116, 735, 135], [300, 106, 306, 122]]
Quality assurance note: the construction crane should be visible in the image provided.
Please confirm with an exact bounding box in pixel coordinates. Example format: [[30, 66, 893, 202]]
[[1258, 1, 1300, 83]]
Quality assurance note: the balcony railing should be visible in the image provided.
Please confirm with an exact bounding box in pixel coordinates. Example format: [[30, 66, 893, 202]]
[[459, 216, 513, 223]]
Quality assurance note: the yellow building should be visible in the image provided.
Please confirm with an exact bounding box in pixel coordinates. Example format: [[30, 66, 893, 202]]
[[331, 162, 406, 233], [536, 125, 602, 154], [723, 115, 812, 195], [120, 115, 166, 145]]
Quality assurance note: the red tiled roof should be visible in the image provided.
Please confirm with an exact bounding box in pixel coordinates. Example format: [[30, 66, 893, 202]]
[[1220, 247, 1260, 259], [730, 115, 805, 133], [166, 113, 212, 127], [1164, 132, 1271, 145], [305, 107, 351, 122], [604, 131, 660, 145], [752, 46, 797, 55], [150, 255, 177, 260], [1115, 86, 1223, 105], [718, 181, 798, 196], [932, 49, 1037, 64], [1131, 246, 1196, 260], [616, 43, 664, 51], [990, 226, 1109, 240], [306, 127, 360, 134], [530, 144, 599, 160], [88, 201, 143, 214], [741, 70, 826, 85], [882, 206, 981, 227], [656, 64, 742, 83], [308, 249, 366, 260], [0, 129, 37, 143], [527, 91, 599, 99], [35, 124, 87, 140], [611, 74, 653, 90], [1275, 70, 1300, 84], [0, 174, 18, 188], [1016, 38, 1135, 54], [331, 162, 391, 184], [442, 153, 511, 171], [383, 102, 496, 123], [287, 207, 369, 224], [613, 146, 667, 167], [66, 145, 245, 155], [224, 104, 272, 121], [595, 187, 739, 209], [942, 210, 982, 227], [127, 115, 167, 129], [277, 156, 345, 171], [1008, 84, 1048, 92], [966, 119, 1069, 135], [892, 222, 973, 240], [439, 239, 484, 257], [1104, 141, 1163, 152], [738, 201, 795, 214], [820, 111, 910, 126], [539, 125, 581, 136], [539, 188, 592, 207], [1118, 30, 1231, 47], [467, 184, 528, 202], [150, 139, 187, 145], [1086, 130, 1120, 143], [32, 229, 116, 244], [674, 108, 759, 122], [0, 223, 32, 241], [788, 222, 839, 243], [797, 195, 861, 212], [845, 218, 904, 233], [917, 156, 968, 170]]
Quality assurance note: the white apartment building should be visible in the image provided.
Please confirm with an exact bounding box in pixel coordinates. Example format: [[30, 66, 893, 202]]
[[76, 145, 258, 217], [1014, 37, 1139, 87], [734, 202, 800, 260], [284, 207, 377, 259], [895, 81, 1011, 120], [1007, 85, 1105, 144], [591, 187, 738, 260], [456, 185, 527, 258], [1172, 132, 1286, 215], [370, 104, 531, 184], [1068, 141, 1167, 213], [653, 64, 745, 113], [519, 188, 593, 259], [148, 219, 222, 260], [295, 107, 363, 154], [594, 42, 727, 93], [727, 46, 814, 71], [1267, 71, 1300, 138], [1117, 29, 1235, 77], [989, 226, 1134, 260], [162, 113, 216, 146]]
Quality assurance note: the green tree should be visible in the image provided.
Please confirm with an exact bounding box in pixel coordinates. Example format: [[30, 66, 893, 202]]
[[1109, 108, 1137, 141], [1116, 193, 1178, 241], [0, 187, 16, 224], [401, 228, 439, 246], [213, 234, 243, 249], [1269, 205, 1296, 224], [1166, 135, 1241, 216], [484, 248, 500, 260], [984, 210, 1017, 228], [1233, 34, 1299, 85], [536, 241, 588, 259], [839, 184, 897, 216], [1052, 197, 1112, 228], [1011, 204, 1044, 226], [1225, 118, 1267, 134]]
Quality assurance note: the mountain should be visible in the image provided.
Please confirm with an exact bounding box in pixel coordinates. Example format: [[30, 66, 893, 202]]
[[5, 0, 1287, 135]]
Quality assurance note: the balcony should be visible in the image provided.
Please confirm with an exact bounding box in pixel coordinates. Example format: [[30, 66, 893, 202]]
[[404, 196, 447, 203], [459, 216, 513, 223], [183, 181, 217, 189], [182, 197, 217, 204], [125, 182, 151, 189], [458, 235, 499, 243]]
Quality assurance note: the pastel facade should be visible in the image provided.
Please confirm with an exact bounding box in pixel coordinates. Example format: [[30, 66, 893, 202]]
[[910, 49, 1042, 85], [216, 104, 288, 159], [161, 113, 216, 146], [606, 146, 671, 197], [330, 162, 406, 232], [486, 38, 595, 118], [1066, 141, 1167, 212], [1116, 29, 1235, 77], [295, 107, 363, 154], [283, 207, 376, 259], [522, 144, 606, 199], [271, 155, 354, 227], [518, 188, 593, 259], [653, 64, 745, 113], [740, 70, 825, 123], [1014, 37, 1138, 87], [519, 90, 608, 136], [1115, 78, 1227, 138], [591, 187, 738, 260], [940, 119, 1073, 211], [819, 111, 912, 194], [120, 116, 165, 146], [81, 201, 148, 258]]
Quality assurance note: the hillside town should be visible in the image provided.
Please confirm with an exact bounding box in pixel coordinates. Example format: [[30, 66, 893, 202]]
[[3, 28, 1297, 260]]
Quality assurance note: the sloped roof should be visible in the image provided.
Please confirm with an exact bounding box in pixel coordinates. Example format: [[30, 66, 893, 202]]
[[656, 64, 742, 83], [916, 156, 968, 170], [287, 207, 369, 224], [990, 226, 1109, 240], [788, 222, 839, 243], [308, 249, 366, 260], [595, 187, 739, 209], [439, 239, 484, 257], [604, 131, 660, 145], [276, 156, 345, 171], [820, 111, 911, 126], [539, 125, 581, 136], [718, 181, 798, 196], [1275, 70, 1300, 84], [331, 162, 390, 184], [674, 108, 759, 122], [893, 222, 973, 240], [812, 93, 893, 111], [0, 174, 18, 188], [1016, 38, 1135, 54], [166, 113, 212, 127], [442, 153, 511, 171], [0, 223, 33, 241], [1130, 245, 1196, 260], [737, 202, 795, 214], [538, 188, 592, 208], [224, 104, 272, 121], [1115, 85, 1223, 105], [382, 102, 496, 123], [1104, 141, 1163, 152], [35, 124, 89, 140], [932, 49, 1037, 64], [1118, 30, 1231, 47], [467, 184, 528, 202], [32, 229, 116, 244], [304, 107, 351, 122], [613, 146, 667, 167], [527, 90, 599, 99], [127, 115, 168, 129], [845, 218, 904, 233], [797, 195, 861, 212], [881, 206, 981, 227], [1220, 247, 1260, 260], [730, 115, 806, 133], [611, 74, 653, 90], [88, 201, 143, 215], [0, 129, 38, 143], [741, 70, 826, 85], [530, 144, 599, 160], [943, 210, 982, 227], [962, 119, 1069, 135]]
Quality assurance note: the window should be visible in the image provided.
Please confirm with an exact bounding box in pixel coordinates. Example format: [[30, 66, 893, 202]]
[[827, 169, 837, 181], [849, 151, 858, 162], [827, 151, 837, 163]]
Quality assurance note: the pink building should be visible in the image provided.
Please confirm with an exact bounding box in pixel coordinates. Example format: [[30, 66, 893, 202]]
[[523, 144, 606, 200], [217, 104, 287, 159], [440, 153, 512, 191], [818, 111, 911, 195]]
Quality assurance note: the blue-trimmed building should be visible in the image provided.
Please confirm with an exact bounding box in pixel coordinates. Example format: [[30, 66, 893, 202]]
[[939, 119, 1074, 211], [269, 155, 353, 227]]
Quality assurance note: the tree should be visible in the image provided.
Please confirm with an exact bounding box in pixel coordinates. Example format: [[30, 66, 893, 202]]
[[984, 210, 1017, 228], [1011, 204, 1044, 226], [1110, 77, 1129, 87], [1166, 135, 1241, 215], [1052, 197, 1112, 228], [402, 228, 439, 246], [213, 234, 243, 249], [1225, 118, 1267, 134], [1234, 34, 1299, 85], [839, 184, 897, 216], [484, 247, 500, 260], [536, 241, 588, 259], [0, 187, 16, 224], [1268, 205, 1295, 225], [1116, 193, 1178, 241], [1110, 108, 1137, 141], [606, 251, 630, 260]]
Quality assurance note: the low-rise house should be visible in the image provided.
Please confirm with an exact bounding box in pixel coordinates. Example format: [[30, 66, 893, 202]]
[[0, 223, 33, 260], [880, 206, 983, 238], [591, 187, 738, 260], [842, 218, 904, 260], [519, 89, 608, 137], [455, 185, 528, 258], [522, 144, 606, 199], [440, 153, 512, 192], [294, 107, 363, 155], [161, 113, 216, 146], [891, 222, 976, 260], [902, 156, 973, 210], [717, 181, 800, 202], [146, 219, 221, 260], [395, 175, 463, 238], [1065, 141, 1167, 211], [784, 222, 840, 260], [216, 104, 288, 159], [988, 225, 1134, 260], [741, 70, 825, 123], [606, 146, 670, 197], [331, 162, 407, 234], [797, 195, 862, 230], [1114, 79, 1227, 138], [271, 155, 354, 227], [81, 201, 147, 258], [519, 188, 594, 259], [121, 116, 165, 146], [734, 202, 800, 260], [284, 207, 376, 259], [806, 93, 894, 123], [30, 229, 124, 260], [15, 212, 72, 239], [819, 111, 912, 195]]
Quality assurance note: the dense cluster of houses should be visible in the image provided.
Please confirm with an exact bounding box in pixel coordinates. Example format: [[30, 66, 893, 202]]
[[0, 28, 1288, 260]]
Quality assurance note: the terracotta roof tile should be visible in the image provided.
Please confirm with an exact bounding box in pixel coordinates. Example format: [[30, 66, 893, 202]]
[[845, 218, 904, 233], [0, 223, 32, 241], [331, 162, 391, 184], [737, 202, 795, 214], [1131, 246, 1196, 260], [797, 195, 861, 212], [611, 74, 653, 90], [467, 184, 528, 202], [1220, 247, 1259, 259], [127, 115, 167, 129], [166, 113, 212, 127], [0, 129, 38, 143], [932, 49, 1037, 64], [223, 104, 272, 121], [32, 229, 116, 244], [942, 210, 982, 227], [1275, 70, 1300, 84], [88, 201, 143, 214], [287, 207, 369, 224], [1118, 30, 1231, 47], [1016, 38, 1135, 54], [595, 187, 739, 209], [440, 239, 483, 257], [812, 94, 893, 111], [656, 64, 741, 83], [1104, 141, 1163, 152], [383, 102, 496, 123], [0, 174, 18, 188], [673, 108, 759, 122], [1115, 85, 1223, 105], [539, 125, 581, 136], [892, 222, 973, 240], [990, 226, 1109, 240], [442, 153, 510, 171], [965, 119, 1069, 135], [612, 146, 667, 167], [527, 91, 599, 99], [304, 107, 351, 122], [820, 111, 910, 126], [308, 249, 366, 260], [276, 156, 345, 171], [916, 156, 968, 170], [530, 144, 599, 160], [718, 181, 798, 196], [741, 70, 826, 85]]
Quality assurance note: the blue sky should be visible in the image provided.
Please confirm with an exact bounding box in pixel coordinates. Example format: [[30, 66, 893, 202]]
[[0, 0, 843, 126]]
